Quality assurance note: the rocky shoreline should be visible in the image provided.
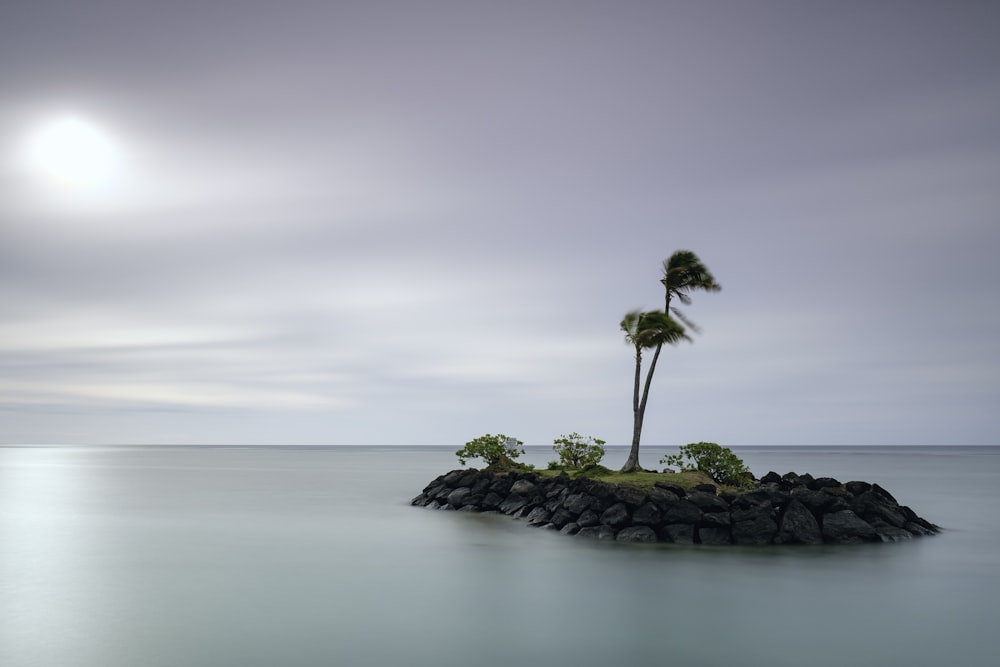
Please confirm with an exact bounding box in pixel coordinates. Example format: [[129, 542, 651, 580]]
[[411, 469, 940, 545]]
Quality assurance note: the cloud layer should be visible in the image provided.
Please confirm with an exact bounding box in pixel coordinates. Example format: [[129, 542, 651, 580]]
[[2, 1, 999, 449]]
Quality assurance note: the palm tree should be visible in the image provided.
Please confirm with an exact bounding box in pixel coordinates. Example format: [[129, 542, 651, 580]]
[[620, 310, 690, 472], [660, 250, 721, 333]]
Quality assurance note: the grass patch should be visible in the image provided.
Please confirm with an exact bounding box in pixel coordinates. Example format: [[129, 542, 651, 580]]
[[534, 467, 740, 493]]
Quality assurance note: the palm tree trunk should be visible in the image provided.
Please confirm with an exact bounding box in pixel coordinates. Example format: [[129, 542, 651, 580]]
[[621, 342, 663, 472], [621, 346, 644, 472]]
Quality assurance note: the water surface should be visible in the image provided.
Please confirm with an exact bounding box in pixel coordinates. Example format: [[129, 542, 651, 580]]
[[1, 445, 996, 666]]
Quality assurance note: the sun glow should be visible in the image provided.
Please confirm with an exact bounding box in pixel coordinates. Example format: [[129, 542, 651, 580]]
[[23, 114, 123, 192]]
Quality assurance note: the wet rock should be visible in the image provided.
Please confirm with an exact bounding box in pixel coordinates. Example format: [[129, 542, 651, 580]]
[[661, 523, 695, 544], [775, 499, 822, 545], [600, 502, 631, 529], [698, 526, 732, 545], [732, 513, 778, 545], [822, 510, 878, 544], [577, 525, 617, 540], [661, 499, 703, 524], [617, 526, 658, 543], [632, 502, 662, 526]]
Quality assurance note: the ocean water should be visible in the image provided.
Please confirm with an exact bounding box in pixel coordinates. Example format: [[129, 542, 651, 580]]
[[1, 445, 997, 667]]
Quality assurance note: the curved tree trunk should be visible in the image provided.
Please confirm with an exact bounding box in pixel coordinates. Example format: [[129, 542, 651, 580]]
[[621, 342, 663, 472]]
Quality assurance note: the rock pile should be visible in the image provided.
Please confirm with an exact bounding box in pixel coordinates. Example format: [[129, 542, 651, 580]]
[[411, 469, 940, 545]]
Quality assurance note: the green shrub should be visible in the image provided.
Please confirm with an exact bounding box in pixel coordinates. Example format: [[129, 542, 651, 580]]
[[456, 433, 524, 468], [552, 433, 606, 469], [660, 442, 752, 488]]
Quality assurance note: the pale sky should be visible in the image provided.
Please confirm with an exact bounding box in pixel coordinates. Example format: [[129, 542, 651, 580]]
[[2, 1, 998, 449]]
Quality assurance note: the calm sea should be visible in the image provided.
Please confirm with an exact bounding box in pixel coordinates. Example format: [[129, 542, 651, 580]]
[[1, 445, 997, 667]]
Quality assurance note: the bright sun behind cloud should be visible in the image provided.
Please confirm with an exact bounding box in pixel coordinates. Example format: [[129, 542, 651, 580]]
[[22, 114, 123, 192]]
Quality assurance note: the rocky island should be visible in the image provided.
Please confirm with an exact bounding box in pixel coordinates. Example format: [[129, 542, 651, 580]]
[[411, 468, 940, 545]]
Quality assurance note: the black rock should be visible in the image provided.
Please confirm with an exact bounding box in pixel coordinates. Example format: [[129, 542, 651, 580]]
[[632, 502, 662, 526], [821, 510, 878, 544], [844, 480, 871, 496], [810, 476, 841, 490], [760, 471, 783, 484], [600, 502, 631, 528], [563, 492, 594, 516], [697, 526, 732, 545], [617, 526, 658, 543], [577, 525, 617, 540], [775, 499, 823, 545], [498, 495, 529, 515], [447, 487, 472, 508], [612, 484, 648, 508], [732, 514, 778, 545], [560, 523, 581, 535], [686, 491, 730, 513], [660, 523, 695, 544], [661, 499, 703, 525], [525, 506, 552, 525], [549, 509, 577, 529], [654, 482, 687, 497]]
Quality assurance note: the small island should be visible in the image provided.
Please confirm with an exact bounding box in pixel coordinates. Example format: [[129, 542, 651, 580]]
[[411, 466, 940, 545]]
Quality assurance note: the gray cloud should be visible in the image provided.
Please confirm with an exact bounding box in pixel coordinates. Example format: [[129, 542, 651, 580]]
[[2, 1, 999, 447]]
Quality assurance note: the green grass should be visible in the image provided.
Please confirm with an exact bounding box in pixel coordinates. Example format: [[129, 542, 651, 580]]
[[532, 466, 740, 493]]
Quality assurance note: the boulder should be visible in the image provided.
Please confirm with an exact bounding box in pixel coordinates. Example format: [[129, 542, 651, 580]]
[[654, 482, 687, 497], [480, 492, 504, 511], [510, 479, 537, 495], [600, 502, 631, 529], [560, 523, 581, 535], [632, 502, 662, 526], [697, 526, 732, 545], [447, 487, 472, 508], [577, 525, 617, 540], [732, 514, 778, 545], [563, 493, 594, 515], [855, 490, 907, 528], [822, 510, 878, 544], [612, 484, 648, 508], [869, 518, 914, 542], [760, 471, 783, 485], [844, 480, 871, 496], [810, 477, 841, 490], [617, 526, 658, 543], [686, 491, 730, 513], [775, 499, 823, 545], [498, 495, 529, 515], [548, 509, 577, 529], [661, 499, 703, 525], [525, 506, 552, 525], [660, 523, 695, 544]]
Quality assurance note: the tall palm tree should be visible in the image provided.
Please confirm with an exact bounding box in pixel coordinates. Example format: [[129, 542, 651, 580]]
[[620, 310, 690, 473], [660, 250, 721, 333]]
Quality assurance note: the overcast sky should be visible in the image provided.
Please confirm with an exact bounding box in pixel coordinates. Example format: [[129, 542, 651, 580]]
[[1, 1, 998, 452]]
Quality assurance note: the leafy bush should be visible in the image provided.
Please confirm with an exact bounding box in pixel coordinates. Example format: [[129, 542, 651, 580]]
[[456, 433, 524, 468], [552, 433, 606, 469], [660, 442, 752, 488]]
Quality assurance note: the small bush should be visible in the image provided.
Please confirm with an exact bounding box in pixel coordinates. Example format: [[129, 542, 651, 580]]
[[456, 433, 524, 468], [660, 442, 752, 488], [552, 432, 606, 469]]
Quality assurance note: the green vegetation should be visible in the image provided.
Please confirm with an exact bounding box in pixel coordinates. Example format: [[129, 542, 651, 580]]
[[456, 433, 524, 468], [620, 251, 721, 472], [536, 466, 733, 492], [549, 433, 606, 470], [661, 442, 752, 488]]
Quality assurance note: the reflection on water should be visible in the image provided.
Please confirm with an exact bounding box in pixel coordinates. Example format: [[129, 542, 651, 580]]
[[1, 446, 997, 667]]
